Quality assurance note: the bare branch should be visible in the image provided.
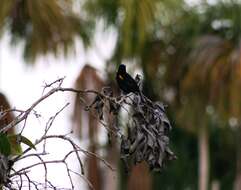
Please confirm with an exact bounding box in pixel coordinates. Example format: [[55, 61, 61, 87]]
[[0, 76, 175, 189]]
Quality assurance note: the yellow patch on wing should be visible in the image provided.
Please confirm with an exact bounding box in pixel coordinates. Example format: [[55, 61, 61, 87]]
[[119, 75, 124, 80]]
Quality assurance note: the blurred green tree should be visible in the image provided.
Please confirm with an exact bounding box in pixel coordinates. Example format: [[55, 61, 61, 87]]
[[158, 1, 240, 189], [85, 0, 153, 58], [0, 0, 91, 61]]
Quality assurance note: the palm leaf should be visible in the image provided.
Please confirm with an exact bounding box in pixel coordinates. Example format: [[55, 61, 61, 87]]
[[0, 0, 91, 62]]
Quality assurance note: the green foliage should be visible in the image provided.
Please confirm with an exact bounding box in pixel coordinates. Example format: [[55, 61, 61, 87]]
[[85, 0, 160, 59], [7, 134, 22, 155], [0, 133, 36, 157], [0, 133, 11, 156], [84, 0, 119, 25], [151, 1, 241, 129], [0, 0, 14, 31], [209, 126, 236, 190], [0, 0, 92, 62], [19, 134, 36, 150], [201, 1, 241, 42], [151, 124, 236, 190]]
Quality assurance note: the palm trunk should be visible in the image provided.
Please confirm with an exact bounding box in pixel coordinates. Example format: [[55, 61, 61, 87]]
[[0, 92, 15, 133], [87, 114, 102, 190], [87, 144, 102, 190], [211, 180, 220, 190], [127, 162, 152, 190], [104, 113, 118, 190], [198, 125, 209, 190]]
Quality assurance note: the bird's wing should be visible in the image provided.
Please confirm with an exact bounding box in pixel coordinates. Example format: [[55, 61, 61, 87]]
[[125, 73, 139, 92]]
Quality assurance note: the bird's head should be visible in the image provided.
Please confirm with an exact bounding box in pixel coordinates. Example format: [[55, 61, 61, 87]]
[[118, 64, 126, 73]]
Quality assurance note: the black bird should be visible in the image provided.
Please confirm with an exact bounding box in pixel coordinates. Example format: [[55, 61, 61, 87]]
[[116, 64, 140, 94]]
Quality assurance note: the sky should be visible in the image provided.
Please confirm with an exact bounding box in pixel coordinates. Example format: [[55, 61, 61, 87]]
[[0, 22, 117, 189]]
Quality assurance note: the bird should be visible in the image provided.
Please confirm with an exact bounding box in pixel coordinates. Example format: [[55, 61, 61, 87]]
[[116, 64, 140, 94]]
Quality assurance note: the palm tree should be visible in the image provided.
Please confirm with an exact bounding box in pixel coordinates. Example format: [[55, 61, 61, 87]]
[[158, 1, 241, 189], [84, 0, 160, 62], [0, 0, 91, 61], [73, 64, 105, 190]]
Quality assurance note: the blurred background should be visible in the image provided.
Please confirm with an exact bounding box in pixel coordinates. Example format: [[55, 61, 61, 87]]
[[0, 0, 240, 189]]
